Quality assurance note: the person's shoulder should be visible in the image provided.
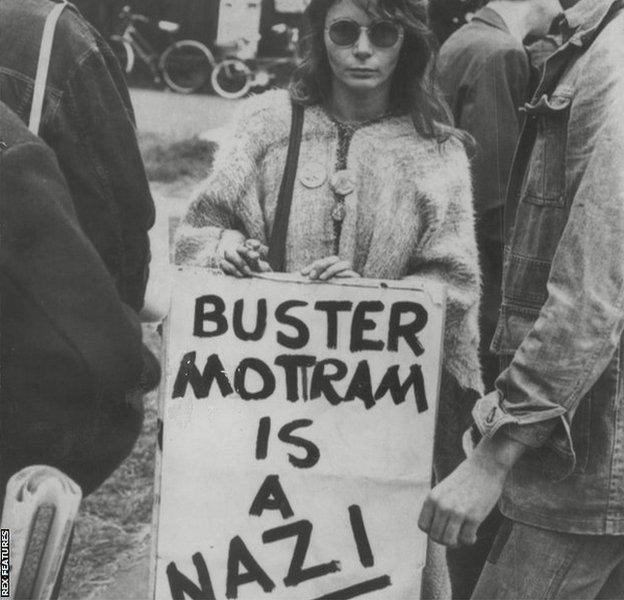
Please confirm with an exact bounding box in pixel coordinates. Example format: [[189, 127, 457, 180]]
[[235, 88, 292, 128], [586, 8, 624, 69], [56, 3, 100, 48], [405, 121, 468, 155], [385, 118, 470, 177], [440, 20, 524, 63], [229, 88, 294, 145], [0, 102, 44, 151], [2, 0, 104, 64], [8, 0, 99, 47], [431, 131, 470, 166], [414, 128, 471, 178]]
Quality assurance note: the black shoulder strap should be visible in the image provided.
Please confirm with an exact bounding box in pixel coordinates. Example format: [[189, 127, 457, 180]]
[[268, 101, 305, 272]]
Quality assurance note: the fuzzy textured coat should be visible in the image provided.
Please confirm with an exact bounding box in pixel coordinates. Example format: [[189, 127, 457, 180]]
[[175, 89, 483, 393]]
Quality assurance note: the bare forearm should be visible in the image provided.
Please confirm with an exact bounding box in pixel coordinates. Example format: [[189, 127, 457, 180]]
[[473, 430, 528, 472], [419, 431, 527, 547]]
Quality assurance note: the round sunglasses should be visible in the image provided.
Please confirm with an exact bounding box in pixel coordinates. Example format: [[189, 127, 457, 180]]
[[326, 19, 404, 49]]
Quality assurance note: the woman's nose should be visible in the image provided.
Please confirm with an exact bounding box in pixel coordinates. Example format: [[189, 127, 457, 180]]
[[353, 29, 373, 58]]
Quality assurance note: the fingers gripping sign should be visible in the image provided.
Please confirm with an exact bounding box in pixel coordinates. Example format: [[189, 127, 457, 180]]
[[243, 239, 272, 274], [218, 233, 272, 277], [301, 256, 361, 281]]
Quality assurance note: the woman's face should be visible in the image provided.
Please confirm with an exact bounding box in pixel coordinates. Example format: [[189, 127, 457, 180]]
[[324, 0, 404, 96]]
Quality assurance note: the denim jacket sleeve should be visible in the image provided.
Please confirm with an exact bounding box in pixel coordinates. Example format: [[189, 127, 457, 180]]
[[54, 39, 155, 313], [473, 21, 624, 450]]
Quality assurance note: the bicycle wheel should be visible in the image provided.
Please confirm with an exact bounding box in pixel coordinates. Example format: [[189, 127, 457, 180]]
[[109, 36, 134, 75], [160, 40, 215, 94], [211, 59, 252, 100]]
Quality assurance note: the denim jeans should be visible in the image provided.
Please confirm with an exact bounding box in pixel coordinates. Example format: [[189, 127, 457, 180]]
[[472, 519, 624, 599]]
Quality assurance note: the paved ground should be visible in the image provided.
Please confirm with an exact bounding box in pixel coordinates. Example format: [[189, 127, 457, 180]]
[[132, 88, 241, 321], [130, 88, 239, 140]]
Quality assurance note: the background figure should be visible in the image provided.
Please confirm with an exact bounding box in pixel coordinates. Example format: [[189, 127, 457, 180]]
[[420, 0, 624, 597], [436, 4, 533, 595], [428, 0, 485, 44], [438, 0, 532, 395], [0, 0, 155, 314], [0, 101, 153, 497]]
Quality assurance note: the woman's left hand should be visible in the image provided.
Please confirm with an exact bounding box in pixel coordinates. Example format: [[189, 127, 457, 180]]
[[301, 256, 361, 280]]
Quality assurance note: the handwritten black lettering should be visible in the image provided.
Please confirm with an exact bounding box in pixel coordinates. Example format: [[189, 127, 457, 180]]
[[278, 420, 320, 469], [350, 302, 384, 352], [275, 300, 309, 349], [262, 520, 340, 588], [249, 475, 294, 519], [193, 295, 228, 338], [311, 575, 392, 599], [172, 352, 233, 399], [166, 553, 216, 600], [233, 299, 267, 341], [274, 355, 316, 401], [309, 359, 347, 405], [234, 358, 275, 400], [314, 301, 353, 349], [374, 364, 428, 412], [226, 536, 275, 599], [388, 302, 428, 357], [343, 360, 374, 408], [348, 505, 374, 567], [255, 416, 271, 460]]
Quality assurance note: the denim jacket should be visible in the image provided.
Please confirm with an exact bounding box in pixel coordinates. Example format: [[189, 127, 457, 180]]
[[0, 0, 154, 312], [472, 0, 624, 534]]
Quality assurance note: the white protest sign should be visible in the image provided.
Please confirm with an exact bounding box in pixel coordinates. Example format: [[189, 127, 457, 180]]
[[152, 269, 445, 600]]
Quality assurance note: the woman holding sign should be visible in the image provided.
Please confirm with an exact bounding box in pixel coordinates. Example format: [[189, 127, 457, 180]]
[[176, 0, 480, 383], [176, 1, 484, 595]]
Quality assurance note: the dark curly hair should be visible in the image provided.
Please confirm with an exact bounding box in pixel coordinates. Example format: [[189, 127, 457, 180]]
[[289, 0, 456, 141]]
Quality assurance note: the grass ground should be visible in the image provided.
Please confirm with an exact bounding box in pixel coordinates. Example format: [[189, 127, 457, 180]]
[[138, 133, 216, 184], [59, 133, 216, 600]]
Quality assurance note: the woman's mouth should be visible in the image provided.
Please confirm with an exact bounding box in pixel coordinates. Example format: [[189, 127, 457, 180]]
[[348, 68, 378, 77]]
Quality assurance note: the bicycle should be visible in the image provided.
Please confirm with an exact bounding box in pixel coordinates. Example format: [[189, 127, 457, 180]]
[[110, 5, 215, 94], [211, 24, 300, 100]]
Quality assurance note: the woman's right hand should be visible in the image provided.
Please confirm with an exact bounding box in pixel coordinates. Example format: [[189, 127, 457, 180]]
[[301, 256, 360, 280], [218, 231, 272, 277]]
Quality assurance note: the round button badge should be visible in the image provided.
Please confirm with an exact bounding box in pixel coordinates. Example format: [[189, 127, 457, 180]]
[[299, 161, 327, 188], [330, 169, 355, 196]]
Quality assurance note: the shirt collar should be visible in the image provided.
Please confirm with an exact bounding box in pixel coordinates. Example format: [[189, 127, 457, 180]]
[[470, 6, 510, 33], [561, 0, 623, 46]]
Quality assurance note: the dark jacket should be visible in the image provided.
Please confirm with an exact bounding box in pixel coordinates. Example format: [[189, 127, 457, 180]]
[[438, 8, 530, 223], [0, 101, 147, 495], [0, 0, 155, 313], [438, 7, 531, 390]]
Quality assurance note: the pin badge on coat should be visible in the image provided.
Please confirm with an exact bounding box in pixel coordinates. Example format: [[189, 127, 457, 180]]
[[330, 169, 355, 196], [299, 161, 327, 188]]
